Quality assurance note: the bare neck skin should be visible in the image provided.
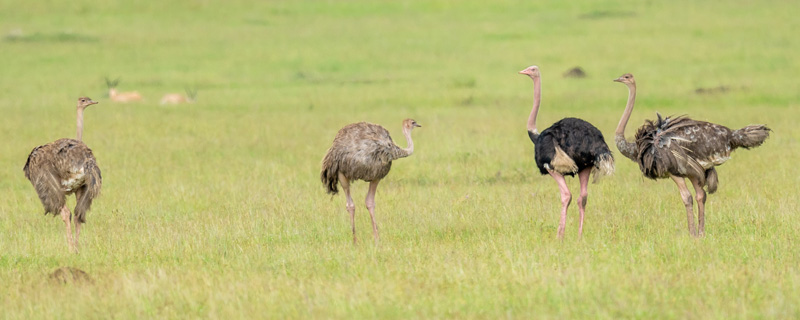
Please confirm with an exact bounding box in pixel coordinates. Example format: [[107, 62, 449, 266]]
[[76, 107, 85, 141], [615, 82, 638, 160], [401, 126, 414, 156], [527, 76, 542, 141], [615, 82, 636, 137]]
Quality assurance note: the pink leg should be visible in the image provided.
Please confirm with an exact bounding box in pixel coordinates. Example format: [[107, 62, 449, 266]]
[[689, 177, 707, 236], [339, 173, 357, 244], [548, 171, 572, 239], [576, 168, 591, 237], [59, 205, 75, 253], [671, 175, 697, 236], [365, 179, 381, 244]]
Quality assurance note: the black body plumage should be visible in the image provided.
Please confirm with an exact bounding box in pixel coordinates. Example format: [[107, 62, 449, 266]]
[[531, 117, 613, 176]]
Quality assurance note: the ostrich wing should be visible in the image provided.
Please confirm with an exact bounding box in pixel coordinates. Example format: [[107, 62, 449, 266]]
[[24, 144, 66, 214], [636, 115, 735, 181]]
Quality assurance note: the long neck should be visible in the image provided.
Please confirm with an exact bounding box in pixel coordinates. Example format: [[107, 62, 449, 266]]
[[526, 76, 541, 143], [400, 126, 414, 156], [389, 126, 414, 161], [615, 83, 636, 136], [76, 107, 85, 141], [615, 83, 638, 160]]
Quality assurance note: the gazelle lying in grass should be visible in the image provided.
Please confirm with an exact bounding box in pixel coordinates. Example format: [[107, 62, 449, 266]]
[[105, 78, 142, 102], [160, 88, 197, 105]]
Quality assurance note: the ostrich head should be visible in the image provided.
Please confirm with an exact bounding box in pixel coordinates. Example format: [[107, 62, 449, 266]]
[[77, 97, 98, 109], [403, 119, 422, 130], [518, 65, 541, 78], [614, 73, 635, 85]]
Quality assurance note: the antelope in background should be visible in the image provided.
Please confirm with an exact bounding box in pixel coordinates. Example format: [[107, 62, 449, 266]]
[[105, 78, 143, 102], [160, 88, 197, 105]]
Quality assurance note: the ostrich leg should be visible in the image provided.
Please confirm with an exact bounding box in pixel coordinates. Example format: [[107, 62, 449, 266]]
[[365, 180, 381, 244], [73, 190, 83, 253], [689, 177, 707, 236], [338, 173, 357, 244], [548, 171, 572, 239], [576, 168, 591, 237], [671, 175, 697, 236], [59, 205, 75, 253], [74, 218, 81, 253]]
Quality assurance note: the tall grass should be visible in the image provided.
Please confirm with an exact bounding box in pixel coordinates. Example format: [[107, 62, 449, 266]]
[[1, 0, 798, 318]]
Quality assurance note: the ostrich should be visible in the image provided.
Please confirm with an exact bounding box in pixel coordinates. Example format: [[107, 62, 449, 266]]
[[105, 78, 142, 102], [613, 73, 770, 236], [520, 65, 614, 239], [321, 119, 421, 244], [24, 97, 103, 253]]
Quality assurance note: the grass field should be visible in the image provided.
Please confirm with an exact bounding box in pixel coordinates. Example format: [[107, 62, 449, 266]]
[[1, 0, 799, 318]]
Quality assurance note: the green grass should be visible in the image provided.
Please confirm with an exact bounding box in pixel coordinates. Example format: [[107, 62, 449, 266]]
[[1, 0, 799, 318]]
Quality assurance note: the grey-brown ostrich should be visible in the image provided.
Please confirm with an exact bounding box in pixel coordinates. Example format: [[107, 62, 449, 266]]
[[520, 65, 615, 239], [24, 97, 102, 253], [614, 73, 770, 236], [321, 119, 421, 244]]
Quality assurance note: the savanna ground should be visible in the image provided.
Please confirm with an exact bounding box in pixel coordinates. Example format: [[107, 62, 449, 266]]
[[1, 0, 799, 318]]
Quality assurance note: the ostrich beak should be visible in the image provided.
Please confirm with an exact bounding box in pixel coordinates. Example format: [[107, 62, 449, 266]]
[[414, 123, 422, 128], [613, 77, 623, 82], [89, 100, 98, 105], [519, 70, 530, 75]]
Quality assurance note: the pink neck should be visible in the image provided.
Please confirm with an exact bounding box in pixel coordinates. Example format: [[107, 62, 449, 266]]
[[527, 76, 541, 134], [615, 83, 636, 136]]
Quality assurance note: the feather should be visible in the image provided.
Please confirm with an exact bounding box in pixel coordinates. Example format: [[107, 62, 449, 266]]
[[23, 139, 101, 222], [634, 113, 769, 192], [321, 120, 418, 194], [533, 118, 614, 178]]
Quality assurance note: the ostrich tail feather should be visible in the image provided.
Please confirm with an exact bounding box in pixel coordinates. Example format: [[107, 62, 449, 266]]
[[320, 150, 339, 195], [731, 125, 771, 150], [591, 153, 615, 183]]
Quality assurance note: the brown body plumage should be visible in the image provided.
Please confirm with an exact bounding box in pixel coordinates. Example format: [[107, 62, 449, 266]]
[[614, 73, 770, 236], [24, 138, 102, 223], [321, 121, 418, 194], [321, 119, 420, 244], [23, 97, 102, 252], [631, 114, 769, 193]]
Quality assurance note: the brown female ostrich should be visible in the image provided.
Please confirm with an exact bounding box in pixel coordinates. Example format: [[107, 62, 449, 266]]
[[321, 119, 421, 244], [520, 66, 614, 239], [24, 97, 103, 253], [614, 73, 770, 236]]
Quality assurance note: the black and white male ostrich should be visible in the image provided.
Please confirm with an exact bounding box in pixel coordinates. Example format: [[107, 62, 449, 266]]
[[614, 73, 770, 236], [520, 66, 614, 239], [24, 97, 103, 253], [321, 119, 421, 244]]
